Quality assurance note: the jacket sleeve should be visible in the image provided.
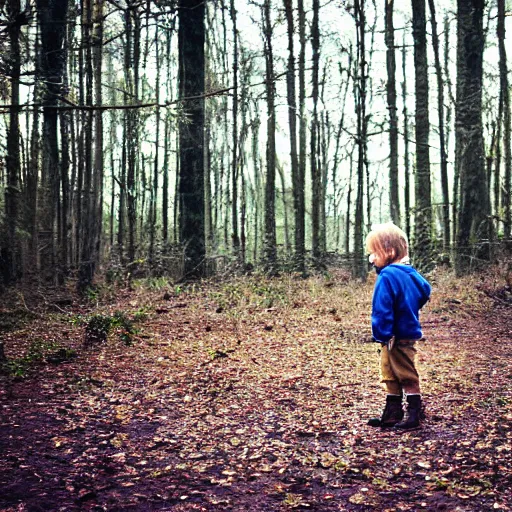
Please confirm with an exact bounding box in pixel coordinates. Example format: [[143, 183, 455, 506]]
[[371, 275, 395, 343], [417, 274, 432, 309]]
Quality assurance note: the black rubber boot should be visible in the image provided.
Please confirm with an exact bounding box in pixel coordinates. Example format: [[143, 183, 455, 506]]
[[368, 394, 403, 428], [394, 394, 422, 430]]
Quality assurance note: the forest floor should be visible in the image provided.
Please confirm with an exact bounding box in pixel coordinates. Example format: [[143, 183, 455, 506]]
[[1, 266, 512, 512]]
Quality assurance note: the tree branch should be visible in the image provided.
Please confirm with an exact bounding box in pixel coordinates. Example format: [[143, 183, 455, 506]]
[[0, 72, 288, 113]]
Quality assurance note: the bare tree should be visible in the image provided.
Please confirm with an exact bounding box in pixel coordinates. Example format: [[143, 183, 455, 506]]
[[311, 0, 323, 265], [411, 0, 432, 271], [230, 0, 241, 261], [352, 0, 367, 281], [497, 0, 511, 240], [455, 0, 491, 272], [37, 0, 69, 283], [262, 0, 277, 272], [178, 0, 206, 277], [428, 0, 450, 251], [283, 0, 304, 273], [2, 0, 23, 286], [385, 0, 400, 226], [401, 31, 412, 243]]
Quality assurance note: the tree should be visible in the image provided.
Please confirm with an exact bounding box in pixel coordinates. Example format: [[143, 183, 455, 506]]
[[455, 0, 491, 272], [385, 0, 400, 226], [283, 0, 305, 273], [2, 0, 23, 286], [149, 26, 161, 264], [352, 0, 367, 281], [497, 0, 511, 240], [311, 0, 323, 265], [230, 0, 241, 262], [262, 0, 277, 272], [411, 0, 432, 271], [401, 32, 412, 243], [178, 0, 206, 278], [298, 0, 307, 270], [443, 14, 456, 244], [428, 0, 450, 251], [37, 0, 69, 283]]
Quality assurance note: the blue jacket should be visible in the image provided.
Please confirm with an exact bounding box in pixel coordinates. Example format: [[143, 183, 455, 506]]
[[371, 264, 431, 343]]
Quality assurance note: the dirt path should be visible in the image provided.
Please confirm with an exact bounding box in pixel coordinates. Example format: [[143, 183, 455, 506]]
[[1, 271, 511, 511]]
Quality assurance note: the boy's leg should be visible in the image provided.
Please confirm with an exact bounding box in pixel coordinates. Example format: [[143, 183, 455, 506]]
[[380, 345, 402, 395], [388, 340, 423, 429], [387, 340, 420, 395], [368, 346, 403, 427]]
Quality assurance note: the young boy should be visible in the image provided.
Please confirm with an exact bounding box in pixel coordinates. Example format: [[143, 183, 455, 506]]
[[365, 223, 431, 430]]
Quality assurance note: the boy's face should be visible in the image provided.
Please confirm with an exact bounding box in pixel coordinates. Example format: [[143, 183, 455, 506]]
[[368, 252, 385, 268]]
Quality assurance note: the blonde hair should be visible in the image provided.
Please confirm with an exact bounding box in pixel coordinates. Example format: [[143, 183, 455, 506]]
[[365, 222, 409, 267]]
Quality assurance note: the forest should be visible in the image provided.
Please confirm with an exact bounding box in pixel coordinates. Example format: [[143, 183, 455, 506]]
[[1, 0, 512, 511], [0, 0, 510, 288]]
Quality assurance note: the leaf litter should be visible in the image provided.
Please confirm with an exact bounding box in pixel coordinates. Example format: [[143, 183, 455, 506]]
[[0, 267, 511, 511]]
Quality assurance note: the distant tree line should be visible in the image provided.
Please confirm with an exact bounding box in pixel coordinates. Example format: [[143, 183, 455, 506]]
[[0, 0, 510, 291]]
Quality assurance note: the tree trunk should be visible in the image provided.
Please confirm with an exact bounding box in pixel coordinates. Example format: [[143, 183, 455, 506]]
[[311, 0, 322, 266], [298, 0, 307, 272], [277, 161, 291, 256], [411, 0, 432, 271], [127, 7, 140, 263], [162, 112, 170, 245], [251, 116, 261, 262], [27, 63, 41, 277], [78, 0, 95, 291], [263, 0, 277, 272], [385, 0, 400, 226], [178, 0, 206, 278], [60, 102, 70, 281], [3, 0, 23, 286], [283, 0, 304, 273], [498, 0, 511, 240], [345, 146, 354, 254], [428, 0, 450, 252], [230, 0, 240, 262], [455, 0, 491, 272], [444, 15, 456, 245], [37, 0, 69, 284], [149, 27, 161, 264], [162, 24, 174, 246], [205, 115, 213, 257], [319, 76, 329, 255], [401, 34, 411, 243], [332, 61, 351, 252], [352, 0, 367, 281]]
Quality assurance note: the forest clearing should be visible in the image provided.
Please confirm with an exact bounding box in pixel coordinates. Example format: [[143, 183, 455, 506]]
[[1, 266, 511, 511]]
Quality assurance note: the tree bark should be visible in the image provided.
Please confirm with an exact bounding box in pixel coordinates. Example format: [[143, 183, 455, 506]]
[[230, 0, 240, 262], [498, 0, 511, 240], [352, 0, 367, 281], [263, 0, 277, 272], [3, 0, 22, 286], [298, 0, 307, 272], [428, 0, 450, 251], [401, 33, 411, 243], [178, 0, 206, 278], [311, 0, 322, 265], [37, 0, 69, 283], [455, 0, 491, 272], [444, 15, 456, 244], [385, 0, 400, 226], [411, 0, 432, 271], [149, 26, 161, 264], [283, 0, 304, 273], [78, 0, 95, 291]]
